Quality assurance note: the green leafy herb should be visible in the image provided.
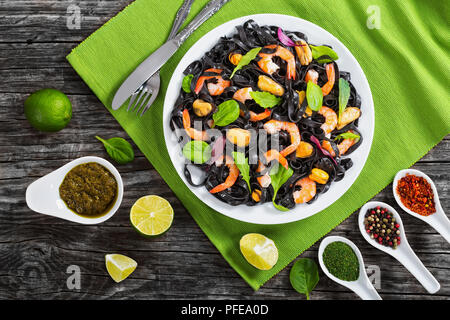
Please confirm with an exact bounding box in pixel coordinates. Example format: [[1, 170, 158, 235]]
[[290, 258, 320, 300], [338, 78, 351, 121], [212, 100, 240, 127], [230, 47, 262, 78], [306, 81, 323, 112], [182, 74, 194, 93], [249, 91, 282, 109], [310, 45, 339, 63], [182, 141, 211, 164], [96, 136, 134, 165], [334, 132, 360, 142], [232, 151, 251, 191], [269, 164, 293, 211]]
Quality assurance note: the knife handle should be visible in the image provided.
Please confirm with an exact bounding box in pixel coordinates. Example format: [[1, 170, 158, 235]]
[[168, 0, 195, 40], [176, 0, 230, 45]]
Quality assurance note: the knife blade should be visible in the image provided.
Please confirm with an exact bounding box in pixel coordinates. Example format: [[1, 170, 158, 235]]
[[111, 0, 230, 110]]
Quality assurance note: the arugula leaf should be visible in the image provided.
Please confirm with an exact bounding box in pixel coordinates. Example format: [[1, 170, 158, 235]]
[[249, 91, 282, 109], [232, 151, 251, 191], [230, 47, 262, 78], [182, 141, 212, 164], [290, 258, 320, 300], [306, 81, 323, 112], [212, 100, 240, 127], [96, 136, 134, 165], [334, 132, 360, 142], [182, 74, 193, 93], [269, 164, 293, 211], [310, 45, 339, 63], [338, 78, 351, 121]]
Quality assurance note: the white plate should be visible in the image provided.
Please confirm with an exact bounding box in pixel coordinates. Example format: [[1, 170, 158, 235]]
[[163, 14, 374, 224]]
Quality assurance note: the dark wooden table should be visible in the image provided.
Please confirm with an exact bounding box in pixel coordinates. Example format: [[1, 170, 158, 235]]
[[1, 0, 448, 300]]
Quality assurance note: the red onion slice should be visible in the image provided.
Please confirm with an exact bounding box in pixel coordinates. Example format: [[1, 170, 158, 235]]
[[277, 28, 306, 47], [310, 135, 338, 166], [209, 136, 225, 164]]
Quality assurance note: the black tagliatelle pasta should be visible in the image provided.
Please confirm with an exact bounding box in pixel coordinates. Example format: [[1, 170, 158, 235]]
[[170, 20, 363, 211]]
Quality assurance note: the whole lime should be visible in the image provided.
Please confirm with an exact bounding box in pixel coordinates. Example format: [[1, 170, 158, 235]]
[[24, 89, 72, 132]]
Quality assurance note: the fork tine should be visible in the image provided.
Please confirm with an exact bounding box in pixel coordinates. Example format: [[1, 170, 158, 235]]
[[127, 92, 139, 111], [139, 89, 158, 116], [136, 90, 152, 115], [132, 88, 150, 113]]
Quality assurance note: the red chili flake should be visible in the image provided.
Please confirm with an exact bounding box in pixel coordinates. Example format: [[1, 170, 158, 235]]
[[396, 174, 436, 216]]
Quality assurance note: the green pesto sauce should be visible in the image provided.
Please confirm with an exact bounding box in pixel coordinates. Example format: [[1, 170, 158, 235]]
[[59, 162, 117, 218], [323, 241, 360, 281]]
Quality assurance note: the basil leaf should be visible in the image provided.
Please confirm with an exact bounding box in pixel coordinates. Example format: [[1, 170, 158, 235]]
[[249, 91, 282, 109], [182, 74, 193, 93], [306, 81, 323, 112], [232, 151, 251, 191], [269, 164, 293, 211], [334, 132, 360, 142], [338, 78, 351, 121], [96, 136, 134, 165], [230, 47, 262, 78], [182, 141, 211, 164], [212, 100, 240, 127], [310, 45, 339, 63], [290, 258, 320, 300]]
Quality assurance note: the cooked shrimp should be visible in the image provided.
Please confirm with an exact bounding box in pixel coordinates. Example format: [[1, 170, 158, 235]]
[[337, 130, 358, 155], [321, 63, 335, 96], [321, 130, 358, 157], [256, 150, 289, 188], [234, 87, 272, 121], [304, 63, 335, 96], [258, 45, 296, 80], [182, 109, 209, 141], [337, 107, 361, 130], [293, 177, 317, 204], [319, 106, 337, 136], [263, 120, 301, 157], [209, 155, 239, 194], [194, 68, 231, 95]]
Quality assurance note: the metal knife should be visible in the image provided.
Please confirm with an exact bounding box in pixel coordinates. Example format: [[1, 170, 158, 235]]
[[112, 0, 230, 110]]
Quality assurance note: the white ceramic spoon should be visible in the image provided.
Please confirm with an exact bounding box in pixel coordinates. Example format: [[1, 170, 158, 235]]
[[318, 236, 382, 300], [26, 156, 123, 224], [359, 201, 440, 294], [393, 169, 450, 243]]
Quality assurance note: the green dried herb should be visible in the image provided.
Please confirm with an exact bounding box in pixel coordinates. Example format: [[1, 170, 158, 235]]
[[322, 241, 359, 281]]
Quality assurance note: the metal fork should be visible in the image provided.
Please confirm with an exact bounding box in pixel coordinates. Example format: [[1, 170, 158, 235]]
[[127, 0, 194, 116]]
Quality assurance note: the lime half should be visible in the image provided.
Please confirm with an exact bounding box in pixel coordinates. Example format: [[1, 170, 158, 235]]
[[130, 195, 174, 237], [240, 233, 278, 270], [105, 254, 137, 283]]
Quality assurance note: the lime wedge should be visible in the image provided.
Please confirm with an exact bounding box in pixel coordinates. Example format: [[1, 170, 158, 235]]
[[240, 233, 278, 270], [130, 195, 174, 237], [105, 254, 137, 283]]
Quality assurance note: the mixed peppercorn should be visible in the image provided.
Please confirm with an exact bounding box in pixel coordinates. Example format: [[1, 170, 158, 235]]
[[364, 206, 401, 249], [396, 174, 435, 216]]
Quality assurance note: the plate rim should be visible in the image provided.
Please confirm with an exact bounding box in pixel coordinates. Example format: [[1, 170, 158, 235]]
[[163, 13, 375, 225]]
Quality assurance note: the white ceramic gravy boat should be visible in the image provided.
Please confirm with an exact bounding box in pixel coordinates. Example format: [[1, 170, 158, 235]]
[[359, 201, 440, 294], [26, 156, 123, 224], [393, 169, 449, 243], [318, 236, 382, 300]]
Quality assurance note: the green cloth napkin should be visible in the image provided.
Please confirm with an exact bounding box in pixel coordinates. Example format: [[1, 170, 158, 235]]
[[67, 0, 450, 290]]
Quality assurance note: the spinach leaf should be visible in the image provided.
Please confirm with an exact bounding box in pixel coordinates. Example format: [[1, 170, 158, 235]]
[[269, 164, 293, 211], [232, 151, 251, 191], [310, 45, 339, 63], [182, 141, 211, 164], [182, 74, 194, 93], [250, 91, 282, 109], [290, 258, 320, 300], [230, 47, 262, 78], [306, 81, 323, 112], [212, 100, 240, 127], [96, 136, 134, 165], [338, 78, 351, 121], [334, 132, 360, 142]]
